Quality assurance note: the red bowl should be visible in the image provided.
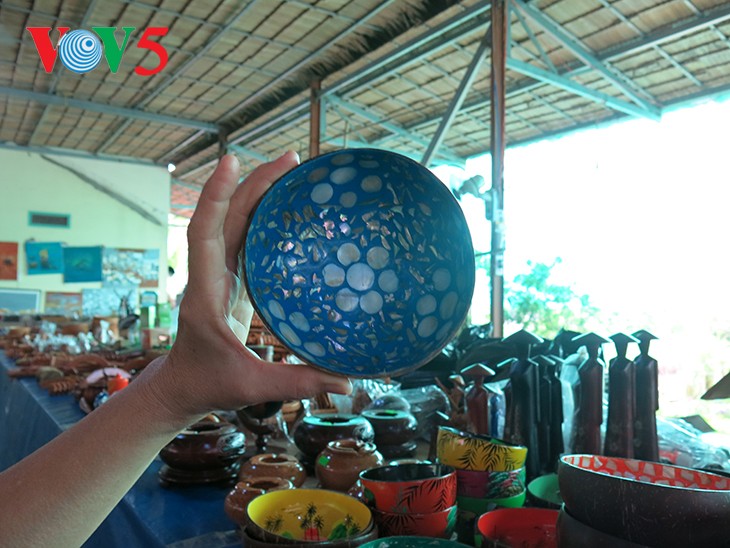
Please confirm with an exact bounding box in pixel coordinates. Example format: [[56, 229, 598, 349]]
[[477, 508, 558, 548], [359, 463, 456, 514], [372, 505, 457, 539]]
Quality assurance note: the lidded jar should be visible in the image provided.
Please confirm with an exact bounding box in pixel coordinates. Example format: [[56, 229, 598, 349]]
[[315, 438, 384, 492], [238, 453, 306, 487], [224, 476, 293, 526]]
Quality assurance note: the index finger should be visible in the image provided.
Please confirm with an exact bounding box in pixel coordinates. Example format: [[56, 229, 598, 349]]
[[187, 154, 241, 290]]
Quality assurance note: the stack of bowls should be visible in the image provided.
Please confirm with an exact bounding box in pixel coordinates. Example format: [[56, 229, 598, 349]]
[[359, 463, 458, 538], [558, 454, 730, 547], [436, 426, 528, 514], [244, 488, 377, 546]]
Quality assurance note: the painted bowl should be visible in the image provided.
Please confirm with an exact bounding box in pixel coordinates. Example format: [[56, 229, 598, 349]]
[[526, 473, 562, 509], [556, 507, 649, 547], [455, 468, 526, 499], [359, 463, 457, 514], [477, 508, 558, 548], [246, 488, 373, 544], [559, 454, 730, 547], [436, 426, 527, 472], [244, 148, 475, 378], [362, 537, 468, 548], [455, 491, 526, 516], [371, 504, 458, 539], [241, 522, 378, 548]]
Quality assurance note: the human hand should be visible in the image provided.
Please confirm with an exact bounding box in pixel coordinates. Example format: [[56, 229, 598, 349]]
[[143, 152, 351, 424]]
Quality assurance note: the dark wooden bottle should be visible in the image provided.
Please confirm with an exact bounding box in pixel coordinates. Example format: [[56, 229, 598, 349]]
[[504, 329, 544, 480], [633, 330, 660, 461], [604, 333, 638, 458], [570, 332, 609, 455]]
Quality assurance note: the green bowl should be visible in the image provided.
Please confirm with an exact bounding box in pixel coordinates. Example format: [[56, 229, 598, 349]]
[[527, 473, 562, 509], [456, 490, 526, 515]]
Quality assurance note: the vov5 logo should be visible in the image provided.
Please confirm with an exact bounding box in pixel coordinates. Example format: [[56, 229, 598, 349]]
[[26, 27, 169, 75]]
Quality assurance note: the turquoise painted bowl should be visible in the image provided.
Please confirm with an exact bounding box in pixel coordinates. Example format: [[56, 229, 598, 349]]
[[244, 148, 475, 378]]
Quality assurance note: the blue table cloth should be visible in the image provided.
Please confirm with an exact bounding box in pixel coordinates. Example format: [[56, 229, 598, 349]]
[[0, 352, 240, 547]]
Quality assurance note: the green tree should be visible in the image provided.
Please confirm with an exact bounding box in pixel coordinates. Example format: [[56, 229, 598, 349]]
[[505, 258, 598, 339]]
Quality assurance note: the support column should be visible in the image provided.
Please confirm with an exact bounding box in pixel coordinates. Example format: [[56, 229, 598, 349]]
[[490, 0, 508, 338], [309, 80, 321, 158], [218, 126, 228, 158]]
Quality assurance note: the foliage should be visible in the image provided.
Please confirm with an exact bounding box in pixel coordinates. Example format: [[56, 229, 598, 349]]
[[505, 258, 599, 339]]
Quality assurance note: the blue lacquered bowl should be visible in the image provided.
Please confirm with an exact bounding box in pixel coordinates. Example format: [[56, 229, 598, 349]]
[[244, 148, 475, 377]]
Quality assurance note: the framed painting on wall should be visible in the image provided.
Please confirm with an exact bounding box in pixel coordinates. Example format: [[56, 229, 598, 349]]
[[44, 292, 83, 316], [0, 288, 41, 314], [103, 248, 160, 288], [63, 246, 103, 283], [25, 241, 64, 275], [0, 242, 19, 280]]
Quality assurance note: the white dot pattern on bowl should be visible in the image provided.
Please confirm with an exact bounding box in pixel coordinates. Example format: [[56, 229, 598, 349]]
[[245, 149, 475, 377]]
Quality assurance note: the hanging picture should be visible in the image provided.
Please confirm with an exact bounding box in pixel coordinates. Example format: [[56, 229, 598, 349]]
[[63, 246, 103, 283], [45, 292, 83, 316], [82, 285, 139, 317], [103, 248, 160, 288], [25, 241, 64, 275], [0, 288, 41, 314], [0, 242, 19, 280]]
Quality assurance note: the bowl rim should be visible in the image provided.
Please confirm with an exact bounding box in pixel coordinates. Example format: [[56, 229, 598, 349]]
[[246, 487, 374, 542], [242, 147, 475, 379], [438, 425, 528, 451], [476, 507, 559, 536], [359, 462, 456, 483], [559, 454, 730, 493]]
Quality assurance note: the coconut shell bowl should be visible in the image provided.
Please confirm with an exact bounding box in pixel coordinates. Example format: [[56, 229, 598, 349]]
[[246, 488, 373, 544], [558, 454, 730, 547], [244, 148, 475, 378]]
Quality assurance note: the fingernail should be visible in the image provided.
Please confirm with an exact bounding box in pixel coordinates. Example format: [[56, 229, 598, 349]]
[[325, 376, 352, 396], [277, 150, 300, 164]]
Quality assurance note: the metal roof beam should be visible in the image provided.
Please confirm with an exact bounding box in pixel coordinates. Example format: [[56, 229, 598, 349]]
[[222, 0, 397, 121], [512, 0, 659, 116], [0, 141, 156, 166], [228, 144, 269, 163], [28, 0, 101, 146], [96, 2, 258, 153], [172, 2, 491, 168], [507, 59, 661, 120], [0, 86, 218, 132], [327, 96, 463, 165], [422, 32, 490, 166]]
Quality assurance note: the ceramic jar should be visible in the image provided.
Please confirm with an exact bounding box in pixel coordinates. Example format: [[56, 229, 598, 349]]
[[224, 476, 293, 526], [159, 419, 246, 471], [293, 414, 375, 461], [361, 409, 418, 447], [316, 439, 384, 492], [238, 453, 306, 487]]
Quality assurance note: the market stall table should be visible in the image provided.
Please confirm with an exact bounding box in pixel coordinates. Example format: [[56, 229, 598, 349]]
[[0, 351, 241, 548]]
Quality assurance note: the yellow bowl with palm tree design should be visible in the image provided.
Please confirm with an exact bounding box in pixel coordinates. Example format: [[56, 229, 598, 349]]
[[246, 488, 373, 543], [436, 426, 527, 472]]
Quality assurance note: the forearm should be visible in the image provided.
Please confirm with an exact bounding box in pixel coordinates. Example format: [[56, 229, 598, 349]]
[[0, 355, 199, 547]]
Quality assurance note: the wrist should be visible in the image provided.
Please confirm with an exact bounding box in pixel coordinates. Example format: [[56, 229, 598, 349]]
[[133, 354, 206, 433]]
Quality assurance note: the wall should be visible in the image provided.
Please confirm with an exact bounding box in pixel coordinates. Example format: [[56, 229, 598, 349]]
[[0, 148, 169, 312]]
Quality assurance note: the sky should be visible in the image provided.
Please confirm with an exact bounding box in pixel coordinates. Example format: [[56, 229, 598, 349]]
[[433, 95, 730, 407]]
